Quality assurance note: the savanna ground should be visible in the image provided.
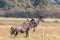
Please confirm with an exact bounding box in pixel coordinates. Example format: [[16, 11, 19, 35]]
[[0, 17, 60, 40]]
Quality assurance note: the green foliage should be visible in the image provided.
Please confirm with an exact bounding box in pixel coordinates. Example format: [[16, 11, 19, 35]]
[[0, 0, 7, 8], [53, 20, 59, 23], [54, 0, 60, 5], [32, 0, 40, 7], [0, 0, 48, 9], [30, 0, 48, 8], [5, 13, 13, 17], [17, 0, 23, 3]]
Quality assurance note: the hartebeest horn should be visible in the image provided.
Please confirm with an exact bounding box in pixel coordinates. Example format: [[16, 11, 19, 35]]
[[25, 15, 30, 22]]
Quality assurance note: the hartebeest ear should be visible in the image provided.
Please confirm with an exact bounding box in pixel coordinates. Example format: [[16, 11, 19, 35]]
[[38, 16, 44, 22], [40, 19, 44, 22]]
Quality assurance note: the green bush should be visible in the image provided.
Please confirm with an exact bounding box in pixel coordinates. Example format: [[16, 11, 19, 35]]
[[53, 20, 59, 23]]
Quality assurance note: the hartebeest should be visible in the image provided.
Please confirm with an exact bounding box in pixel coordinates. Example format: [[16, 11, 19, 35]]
[[10, 16, 44, 37]]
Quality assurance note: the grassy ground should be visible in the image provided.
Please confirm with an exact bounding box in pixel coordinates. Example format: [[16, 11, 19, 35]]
[[0, 17, 60, 40]]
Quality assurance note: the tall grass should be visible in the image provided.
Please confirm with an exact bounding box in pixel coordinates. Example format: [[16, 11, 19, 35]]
[[0, 18, 60, 40]]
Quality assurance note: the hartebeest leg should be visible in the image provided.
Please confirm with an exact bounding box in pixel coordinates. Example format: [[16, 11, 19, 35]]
[[26, 31, 29, 38], [10, 30, 14, 35], [14, 31, 18, 36], [33, 27, 35, 32], [26, 28, 29, 38]]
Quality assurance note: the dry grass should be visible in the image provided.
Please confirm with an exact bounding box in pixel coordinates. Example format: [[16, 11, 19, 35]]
[[0, 18, 60, 40]]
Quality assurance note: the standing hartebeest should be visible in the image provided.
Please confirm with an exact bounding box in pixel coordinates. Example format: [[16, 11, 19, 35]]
[[10, 16, 44, 38]]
